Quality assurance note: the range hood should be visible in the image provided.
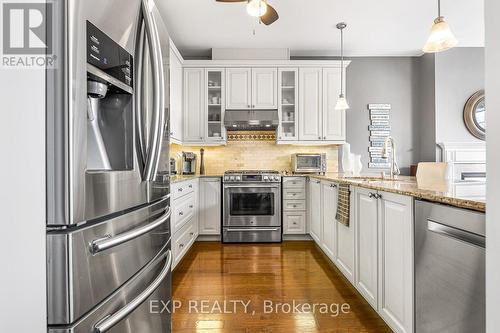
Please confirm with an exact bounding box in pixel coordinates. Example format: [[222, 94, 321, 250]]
[[224, 109, 279, 131]]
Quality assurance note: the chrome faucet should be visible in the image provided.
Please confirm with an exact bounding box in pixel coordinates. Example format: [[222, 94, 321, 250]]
[[382, 136, 400, 179]]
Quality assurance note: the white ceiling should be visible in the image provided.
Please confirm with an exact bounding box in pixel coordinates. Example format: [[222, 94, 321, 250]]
[[156, 0, 484, 58]]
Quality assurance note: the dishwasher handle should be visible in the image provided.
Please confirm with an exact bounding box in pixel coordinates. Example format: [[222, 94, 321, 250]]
[[427, 219, 485, 248]]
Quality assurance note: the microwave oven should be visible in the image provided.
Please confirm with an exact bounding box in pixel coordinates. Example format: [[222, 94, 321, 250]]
[[291, 153, 327, 174]]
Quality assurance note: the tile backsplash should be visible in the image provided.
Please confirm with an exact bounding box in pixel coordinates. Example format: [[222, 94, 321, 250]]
[[170, 141, 339, 174]]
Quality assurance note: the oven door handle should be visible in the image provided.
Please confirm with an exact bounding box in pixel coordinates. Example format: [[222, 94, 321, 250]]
[[224, 184, 280, 189], [226, 228, 280, 232]]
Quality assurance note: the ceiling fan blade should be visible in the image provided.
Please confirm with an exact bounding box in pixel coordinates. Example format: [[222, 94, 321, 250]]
[[215, 0, 246, 2], [260, 3, 279, 25]]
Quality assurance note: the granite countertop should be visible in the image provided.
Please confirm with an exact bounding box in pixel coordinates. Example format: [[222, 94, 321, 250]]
[[302, 173, 485, 213], [170, 174, 222, 184]]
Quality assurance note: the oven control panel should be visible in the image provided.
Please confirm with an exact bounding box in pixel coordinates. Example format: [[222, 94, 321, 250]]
[[224, 173, 281, 183]]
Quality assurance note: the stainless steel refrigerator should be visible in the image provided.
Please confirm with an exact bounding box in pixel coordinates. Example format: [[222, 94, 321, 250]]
[[46, 0, 172, 332]]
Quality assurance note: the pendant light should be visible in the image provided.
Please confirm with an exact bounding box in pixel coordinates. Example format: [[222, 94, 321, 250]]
[[422, 0, 458, 53], [247, 0, 267, 17], [335, 22, 350, 111]]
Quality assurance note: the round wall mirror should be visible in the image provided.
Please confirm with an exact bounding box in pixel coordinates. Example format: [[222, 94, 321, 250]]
[[464, 90, 486, 140]]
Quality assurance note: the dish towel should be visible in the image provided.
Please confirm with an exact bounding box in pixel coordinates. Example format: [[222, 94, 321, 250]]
[[335, 183, 351, 227]]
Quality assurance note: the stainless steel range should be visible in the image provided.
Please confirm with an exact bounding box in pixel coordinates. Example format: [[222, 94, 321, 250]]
[[223, 170, 282, 243]]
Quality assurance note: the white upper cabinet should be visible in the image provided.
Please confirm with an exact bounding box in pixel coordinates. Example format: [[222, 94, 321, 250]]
[[323, 68, 345, 141], [226, 68, 252, 109], [226, 68, 277, 110], [321, 181, 337, 261], [308, 178, 322, 243], [278, 68, 298, 141], [169, 45, 183, 143], [205, 68, 226, 142], [299, 68, 323, 141], [183, 68, 205, 142], [252, 68, 278, 109], [378, 191, 414, 333], [354, 186, 379, 310]]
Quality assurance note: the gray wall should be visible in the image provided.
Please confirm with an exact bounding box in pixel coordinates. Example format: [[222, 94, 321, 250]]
[[342, 49, 485, 174], [435, 47, 485, 143], [415, 54, 437, 162], [345, 57, 419, 175]]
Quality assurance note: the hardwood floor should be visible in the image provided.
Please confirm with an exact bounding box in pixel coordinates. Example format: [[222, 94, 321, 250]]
[[172, 241, 392, 333]]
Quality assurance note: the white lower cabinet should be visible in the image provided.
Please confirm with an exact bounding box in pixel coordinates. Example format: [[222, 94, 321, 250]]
[[320, 181, 337, 261], [283, 177, 307, 235], [308, 179, 322, 242], [308, 183, 414, 333], [199, 177, 221, 235], [352, 186, 414, 333], [171, 179, 199, 269], [378, 191, 414, 333], [354, 187, 379, 309], [335, 196, 355, 283], [283, 211, 306, 234]]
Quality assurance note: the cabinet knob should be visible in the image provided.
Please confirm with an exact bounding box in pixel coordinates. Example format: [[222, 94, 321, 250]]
[[189, 184, 193, 188], [318, 136, 321, 140], [190, 232, 194, 236], [179, 211, 184, 216], [179, 243, 184, 248], [293, 205, 297, 208], [170, 131, 173, 136], [323, 136, 326, 140], [293, 222, 297, 225], [178, 188, 183, 192], [189, 205, 193, 208]]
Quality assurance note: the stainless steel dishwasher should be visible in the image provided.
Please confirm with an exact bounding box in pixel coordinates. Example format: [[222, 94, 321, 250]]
[[415, 200, 485, 333]]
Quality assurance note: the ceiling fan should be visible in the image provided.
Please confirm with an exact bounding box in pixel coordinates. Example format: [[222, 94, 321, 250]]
[[216, 0, 279, 26]]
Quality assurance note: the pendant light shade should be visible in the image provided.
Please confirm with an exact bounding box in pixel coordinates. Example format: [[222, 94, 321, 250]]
[[335, 94, 350, 110], [423, 0, 458, 53], [247, 0, 267, 17], [336, 22, 349, 111]]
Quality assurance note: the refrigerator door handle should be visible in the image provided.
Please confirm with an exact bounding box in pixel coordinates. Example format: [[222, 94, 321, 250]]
[[141, 0, 164, 182], [90, 206, 171, 254], [135, 22, 147, 169], [93, 250, 172, 333]]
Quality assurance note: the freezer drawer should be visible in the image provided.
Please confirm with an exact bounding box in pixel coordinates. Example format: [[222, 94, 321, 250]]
[[47, 197, 171, 325], [49, 245, 172, 333]]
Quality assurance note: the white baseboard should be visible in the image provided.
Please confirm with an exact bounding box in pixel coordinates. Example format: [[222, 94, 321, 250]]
[[283, 234, 313, 241], [196, 235, 221, 242]]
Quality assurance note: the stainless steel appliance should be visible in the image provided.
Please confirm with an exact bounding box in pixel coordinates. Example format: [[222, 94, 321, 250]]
[[291, 153, 327, 174], [46, 1, 172, 332], [182, 152, 197, 175], [223, 170, 282, 243], [170, 157, 178, 175], [415, 200, 485, 333], [224, 109, 279, 130]]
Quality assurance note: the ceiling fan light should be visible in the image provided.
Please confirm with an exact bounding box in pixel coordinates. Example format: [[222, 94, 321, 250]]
[[335, 94, 350, 110], [246, 0, 267, 17], [423, 16, 458, 53]]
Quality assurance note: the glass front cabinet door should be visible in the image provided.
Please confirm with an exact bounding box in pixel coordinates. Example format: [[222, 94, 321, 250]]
[[206, 68, 226, 142], [278, 68, 299, 142]]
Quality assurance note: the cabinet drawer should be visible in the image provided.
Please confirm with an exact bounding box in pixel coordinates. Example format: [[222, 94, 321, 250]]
[[283, 199, 306, 211], [172, 180, 196, 200], [283, 211, 306, 234], [172, 192, 195, 234], [172, 218, 197, 267], [283, 188, 305, 200], [283, 177, 306, 189]]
